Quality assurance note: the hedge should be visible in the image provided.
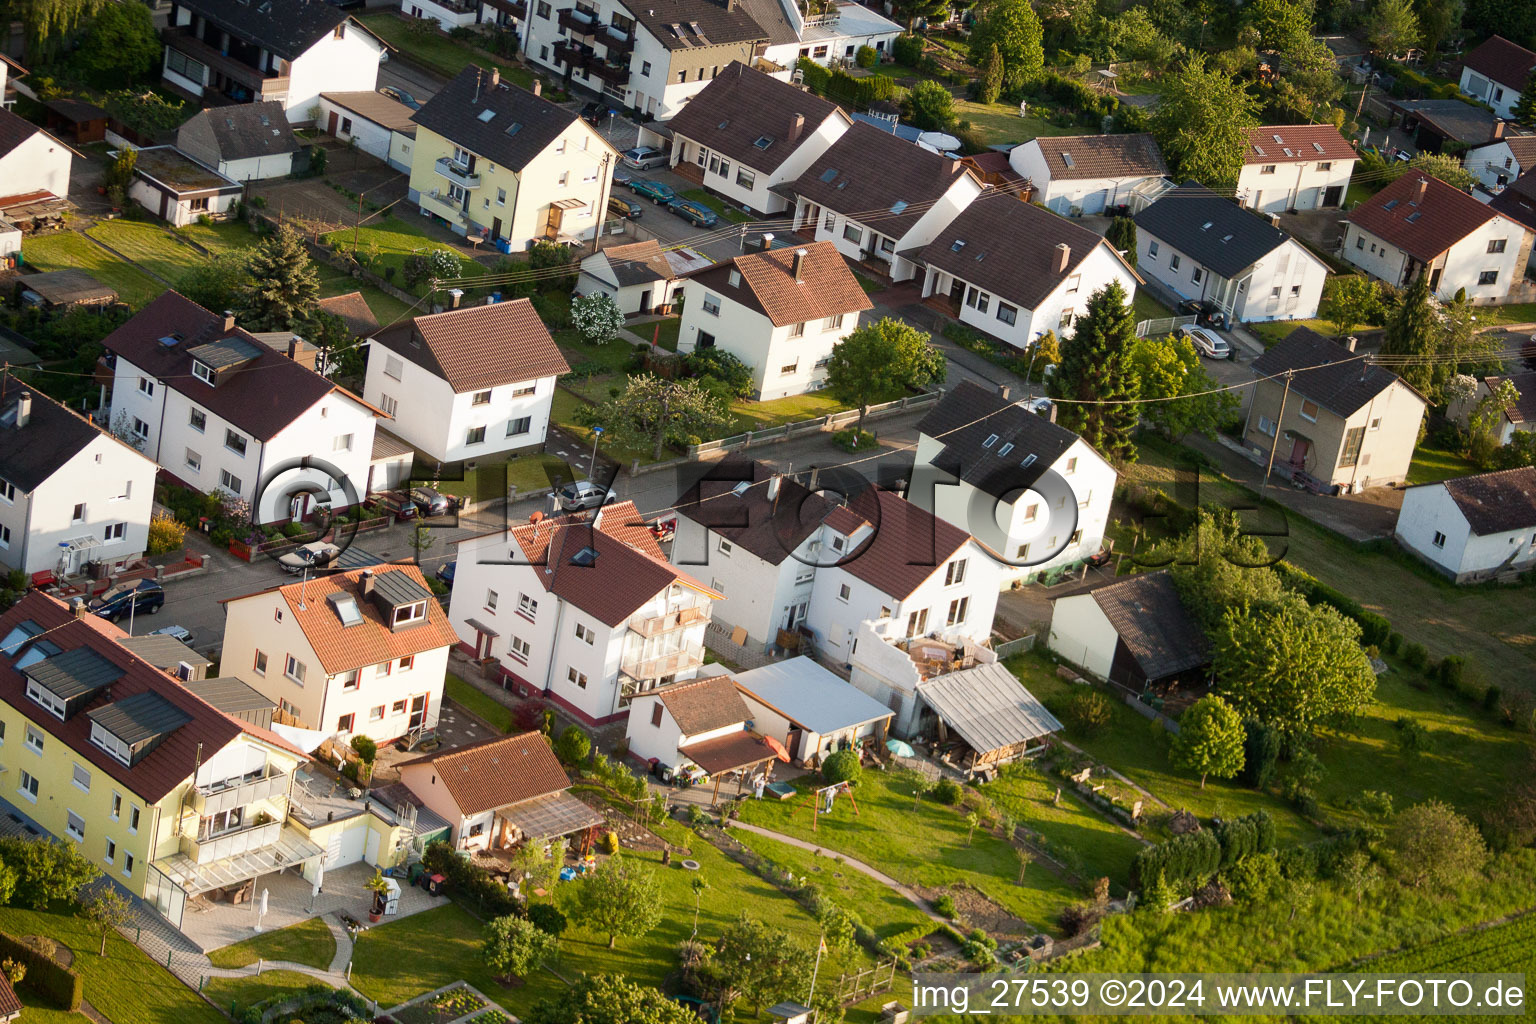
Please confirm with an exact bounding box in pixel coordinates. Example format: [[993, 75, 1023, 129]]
[[1274, 562, 1391, 647], [0, 930, 83, 1010], [1211, 811, 1276, 868], [796, 58, 902, 107], [423, 840, 519, 917], [236, 983, 369, 1024], [1130, 830, 1220, 891]]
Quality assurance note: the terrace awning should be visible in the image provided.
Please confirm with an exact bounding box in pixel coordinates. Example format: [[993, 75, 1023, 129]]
[[152, 827, 325, 895], [497, 791, 602, 842], [680, 732, 776, 775]]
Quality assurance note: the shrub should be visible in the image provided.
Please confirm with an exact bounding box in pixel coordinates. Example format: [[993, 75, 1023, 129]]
[[599, 831, 620, 855], [1062, 691, 1113, 738], [527, 902, 568, 936], [0, 931, 81, 1010], [821, 749, 862, 786], [1241, 719, 1281, 788], [892, 33, 923, 65], [350, 735, 378, 763], [930, 777, 963, 806], [1222, 851, 1280, 903], [1402, 642, 1429, 670], [1483, 684, 1502, 710], [146, 511, 187, 556], [556, 725, 591, 765], [1130, 830, 1221, 890], [1437, 655, 1465, 689], [1058, 903, 1099, 937], [1394, 717, 1429, 753], [931, 893, 957, 919], [855, 44, 878, 67], [832, 428, 877, 451], [422, 840, 519, 916]]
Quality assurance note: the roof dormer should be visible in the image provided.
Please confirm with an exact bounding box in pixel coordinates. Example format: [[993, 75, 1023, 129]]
[[22, 646, 125, 721], [87, 691, 192, 767], [361, 569, 431, 631], [187, 337, 263, 387]]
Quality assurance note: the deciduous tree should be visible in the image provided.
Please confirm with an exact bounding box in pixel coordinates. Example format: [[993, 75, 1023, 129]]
[[239, 225, 320, 332], [526, 974, 701, 1024], [571, 292, 625, 344], [1389, 800, 1488, 888], [1318, 275, 1382, 337], [1406, 151, 1473, 191], [967, 0, 1044, 91], [1246, 0, 1315, 52], [1150, 54, 1260, 188], [825, 317, 945, 433], [1049, 280, 1140, 461], [707, 915, 815, 1019], [1128, 333, 1239, 441], [0, 837, 99, 909], [578, 374, 730, 461], [177, 249, 254, 320], [482, 914, 559, 980], [72, 0, 161, 85], [1365, 0, 1419, 56], [568, 855, 662, 949], [78, 889, 132, 955], [904, 79, 956, 130], [1170, 695, 1246, 788], [1165, 511, 1287, 631]]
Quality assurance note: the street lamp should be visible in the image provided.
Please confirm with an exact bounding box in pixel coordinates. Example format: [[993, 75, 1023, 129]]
[[588, 426, 604, 481]]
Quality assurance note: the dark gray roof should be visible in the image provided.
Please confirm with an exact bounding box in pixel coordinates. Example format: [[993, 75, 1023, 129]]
[[1250, 327, 1424, 418], [1084, 571, 1209, 681], [371, 570, 431, 608], [20, 269, 116, 306], [184, 677, 277, 715], [732, 0, 796, 44], [786, 122, 973, 238], [1133, 180, 1294, 278], [916, 380, 1084, 499], [174, 0, 354, 61], [177, 102, 299, 163], [86, 691, 193, 746], [412, 66, 583, 173], [666, 62, 843, 174], [0, 378, 117, 493], [630, 0, 769, 51], [674, 460, 835, 565], [25, 646, 125, 700], [1392, 98, 1501, 145], [1437, 467, 1536, 535], [115, 635, 212, 671], [188, 336, 263, 370]]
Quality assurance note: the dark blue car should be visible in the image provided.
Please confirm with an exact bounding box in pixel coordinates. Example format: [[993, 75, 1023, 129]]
[[88, 579, 165, 622]]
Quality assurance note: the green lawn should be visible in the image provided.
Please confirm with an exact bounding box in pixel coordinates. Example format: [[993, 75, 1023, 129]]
[[87, 219, 205, 283], [735, 769, 1083, 934], [14, 988, 92, 1024], [0, 901, 225, 1024], [321, 220, 488, 299], [852, 272, 882, 295], [680, 189, 751, 224], [359, 14, 533, 85], [980, 764, 1146, 890], [637, 317, 681, 351], [1244, 317, 1376, 348], [20, 232, 164, 307], [1130, 290, 1174, 325], [178, 220, 262, 254], [444, 673, 515, 733], [954, 99, 1083, 147], [726, 391, 851, 432], [1481, 302, 1536, 326], [419, 452, 574, 505], [315, 264, 419, 327], [205, 969, 332, 1016], [506, 452, 578, 495], [1406, 441, 1480, 485], [206, 915, 336, 970]]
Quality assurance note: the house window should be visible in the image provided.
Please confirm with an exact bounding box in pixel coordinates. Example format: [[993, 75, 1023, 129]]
[[1432, 531, 1446, 548], [996, 303, 1018, 326], [341, 116, 353, 134], [506, 416, 532, 437], [822, 211, 836, 232], [27, 682, 64, 719], [392, 603, 426, 627], [1369, 417, 1381, 431], [496, 188, 506, 205], [651, 703, 663, 727], [575, 623, 595, 644], [1299, 399, 1319, 422], [129, 806, 139, 833], [946, 597, 968, 626], [104, 522, 126, 542], [370, 705, 385, 722], [837, 583, 850, 602], [1356, 235, 1365, 249], [337, 713, 355, 733], [1024, 503, 1039, 522], [1016, 542, 1030, 559], [1065, 456, 1078, 474], [781, 362, 798, 375], [398, 655, 414, 671], [1260, 164, 1276, 174], [518, 592, 538, 617], [339, 669, 360, 692], [466, 426, 487, 445], [110, 792, 121, 820], [1192, 267, 1203, 284], [1488, 239, 1507, 254], [0, 525, 10, 549], [1058, 309, 1075, 330], [24, 725, 43, 754], [1478, 270, 1499, 285], [1070, 529, 1083, 545], [965, 287, 989, 313], [567, 667, 588, 689], [71, 503, 85, 522], [138, 377, 155, 397], [789, 322, 806, 338], [842, 223, 863, 245], [131, 418, 149, 440], [385, 355, 403, 380], [1169, 255, 1181, 271], [334, 433, 353, 452], [1339, 426, 1366, 468], [1148, 241, 1159, 259], [718, 538, 733, 554], [822, 313, 844, 331], [381, 395, 398, 417], [641, 60, 651, 75], [254, 651, 267, 675], [188, 408, 206, 432], [285, 655, 306, 685], [486, 590, 499, 611], [219, 470, 242, 494], [1317, 162, 1332, 171], [18, 771, 37, 802], [905, 608, 927, 636], [123, 852, 134, 878], [945, 559, 967, 586], [224, 429, 247, 457], [192, 360, 214, 385], [72, 763, 90, 792], [536, 0, 549, 15], [736, 167, 756, 189], [392, 699, 407, 714], [105, 838, 116, 864], [702, 293, 721, 316]]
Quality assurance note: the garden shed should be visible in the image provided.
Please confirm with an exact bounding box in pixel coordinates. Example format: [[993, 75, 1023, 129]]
[[1047, 571, 1211, 692], [915, 662, 1062, 771]]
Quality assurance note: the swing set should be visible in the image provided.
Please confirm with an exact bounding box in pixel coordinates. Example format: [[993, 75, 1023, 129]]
[[790, 780, 860, 833]]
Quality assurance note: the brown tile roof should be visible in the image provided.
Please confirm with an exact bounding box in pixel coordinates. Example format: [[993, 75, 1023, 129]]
[[369, 298, 570, 393], [654, 674, 749, 735], [674, 460, 835, 565], [822, 504, 869, 535], [842, 489, 970, 600], [1251, 327, 1425, 417], [0, 973, 19, 1020], [225, 564, 459, 676], [1031, 133, 1167, 180], [1242, 125, 1356, 164], [1462, 35, 1536, 89], [680, 729, 775, 773], [1438, 467, 1536, 535], [788, 123, 977, 238], [501, 500, 662, 563], [321, 90, 419, 135], [666, 62, 845, 174], [1347, 172, 1497, 262], [400, 731, 570, 815], [684, 240, 871, 328], [101, 291, 365, 441], [318, 291, 380, 339], [1483, 370, 1536, 425], [1504, 136, 1536, 169], [0, 592, 304, 805], [1489, 168, 1536, 233]]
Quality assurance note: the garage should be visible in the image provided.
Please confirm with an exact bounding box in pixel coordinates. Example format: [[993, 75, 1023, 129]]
[[325, 820, 369, 868]]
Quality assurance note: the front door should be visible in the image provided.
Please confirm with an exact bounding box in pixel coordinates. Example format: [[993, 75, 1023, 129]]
[[543, 205, 564, 240], [491, 216, 502, 240], [1290, 437, 1310, 468], [1323, 184, 1343, 206], [638, 288, 652, 314], [409, 694, 428, 730], [948, 276, 965, 304], [1428, 267, 1443, 293], [327, 111, 339, 135]]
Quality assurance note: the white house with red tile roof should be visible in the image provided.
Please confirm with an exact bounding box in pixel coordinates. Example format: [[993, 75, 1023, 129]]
[[1463, 135, 1536, 192], [1236, 125, 1356, 215], [624, 674, 753, 774], [0, 106, 74, 206], [1458, 35, 1536, 123], [218, 564, 460, 744], [449, 501, 720, 725], [363, 299, 568, 464]]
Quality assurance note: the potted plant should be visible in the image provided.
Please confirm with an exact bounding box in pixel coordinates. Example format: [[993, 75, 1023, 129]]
[[366, 870, 390, 922]]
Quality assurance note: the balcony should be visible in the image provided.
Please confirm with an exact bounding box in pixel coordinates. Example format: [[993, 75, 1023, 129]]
[[554, 42, 630, 87], [180, 818, 283, 865], [160, 27, 288, 99], [434, 156, 482, 188], [558, 8, 597, 35], [420, 189, 467, 224], [193, 767, 287, 815], [629, 605, 710, 638], [599, 26, 634, 55], [620, 642, 704, 682]]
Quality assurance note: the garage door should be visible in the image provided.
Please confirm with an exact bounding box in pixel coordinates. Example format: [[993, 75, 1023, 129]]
[[325, 823, 369, 868]]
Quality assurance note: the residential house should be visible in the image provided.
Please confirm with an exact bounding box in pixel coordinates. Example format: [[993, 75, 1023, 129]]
[[1395, 467, 1536, 582], [911, 380, 1117, 586], [161, 0, 387, 123], [666, 61, 850, 215], [1463, 134, 1536, 191], [805, 487, 1002, 672], [576, 239, 684, 315], [126, 146, 244, 225], [449, 501, 720, 724], [1006, 133, 1168, 217], [1488, 170, 1536, 271], [671, 460, 834, 650], [624, 674, 749, 774], [175, 102, 301, 181], [219, 565, 460, 744], [102, 291, 382, 521], [316, 91, 418, 173], [1134, 181, 1330, 323], [1449, 369, 1536, 444], [409, 66, 617, 249], [730, 657, 892, 765], [521, 0, 769, 121], [0, 590, 313, 934], [1047, 571, 1209, 689], [781, 121, 984, 282], [1245, 327, 1427, 492], [402, 0, 532, 33], [284, 768, 445, 878], [1342, 171, 1533, 301], [1236, 125, 1356, 214], [1388, 99, 1505, 153], [0, 379, 157, 578], [674, 240, 871, 399], [910, 197, 1140, 350], [0, 106, 73, 203], [398, 732, 599, 850], [1458, 35, 1536, 122], [363, 299, 569, 463]]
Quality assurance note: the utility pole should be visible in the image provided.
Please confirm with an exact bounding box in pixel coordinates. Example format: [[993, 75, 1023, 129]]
[[1259, 370, 1294, 500]]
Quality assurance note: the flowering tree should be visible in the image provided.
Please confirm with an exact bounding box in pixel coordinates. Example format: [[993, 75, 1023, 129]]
[[571, 292, 626, 344]]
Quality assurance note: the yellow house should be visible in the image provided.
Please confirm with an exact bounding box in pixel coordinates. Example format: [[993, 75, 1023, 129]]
[[408, 65, 619, 250], [0, 591, 316, 931]]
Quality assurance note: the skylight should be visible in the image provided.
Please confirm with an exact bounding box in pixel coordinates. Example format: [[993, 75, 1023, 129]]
[[718, 119, 729, 129], [15, 640, 61, 671], [328, 591, 363, 627], [951, 239, 966, 252], [1282, 147, 1294, 157], [1406, 211, 1421, 222], [0, 620, 42, 656], [1312, 142, 1325, 153], [1272, 134, 1283, 144], [753, 135, 774, 149], [1253, 145, 1266, 157], [505, 122, 522, 137], [1384, 199, 1399, 210], [478, 109, 496, 122], [1201, 221, 1213, 230], [982, 433, 998, 448], [819, 168, 839, 182], [1021, 454, 1037, 469], [1061, 152, 1075, 168], [997, 442, 1014, 457], [571, 546, 599, 567], [732, 480, 751, 496], [157, 334, 183, 347], [890, 200, 908, 215]]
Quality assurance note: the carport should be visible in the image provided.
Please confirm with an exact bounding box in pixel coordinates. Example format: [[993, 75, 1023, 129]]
[[679, 731, 778, 805], [916, 662, 1062, 773]]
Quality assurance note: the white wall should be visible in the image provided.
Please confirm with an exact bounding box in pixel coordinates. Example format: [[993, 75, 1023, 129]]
[[623, 691, 685, 767], [1236, 158, 1354, 214], [0, 131, 71, 198], [801, 173, 982, 282], [127, 179, 240, 226], [1006, 141, 1160, 216], [284, 23, 384, 124], [1396, 483, 1536, 579], [1463, 140, 1530, 190], [1459, 66, 1520, 121], [220, 153, 293, 181], [672, 113, 848, 215], [1138, 232, 1326, 322], [504, 122, 614, 250], [1046, 592, 1117, 678], [675, 282, 857, 398], [672, 514, 814, 646], [400, 0, 479, 30], [316, 98, 411, 172], [1342, 214, 1531, 301]]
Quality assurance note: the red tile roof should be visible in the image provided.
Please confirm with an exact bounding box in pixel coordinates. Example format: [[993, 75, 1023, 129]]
[[369, 298, 569, 393], [399, 731, 570, 815], [653, 675, 749, 735], [841, 489, 970, 600], [0, 973, 20, 1020], [1347, 172, 1497, 261], [684, 240, 872, 328], [1462, 35, 1536, 89], [1242, 125, 1356, 164]]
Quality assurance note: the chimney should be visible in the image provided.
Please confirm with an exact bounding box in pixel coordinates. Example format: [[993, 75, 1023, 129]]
[[1047, 404, 1058, 424], [808, 465, 819, 491], [726, 0, 736, 10], [1418, 177, 1428, 201], [15, 392, 30, 429], [759, 232, 775, 251], [1345, 335, 1358, 352], [789, 112, 805, 142], [71, 597, 87, 619], [793, 248, 808, 281], [287, 336, 302, 360], [997, 384, 1010, 400], [1269, 214, 1281, 228], [1054, 243, 1070, 273], [449, 288, 465, 309], [1494, 120, 1505, 140], [531, 79, 542, 98], [489, 66, 500, 88], [360, 569, 376, 598], [222, 311, 236, 332], [529, 510, 545, 524]]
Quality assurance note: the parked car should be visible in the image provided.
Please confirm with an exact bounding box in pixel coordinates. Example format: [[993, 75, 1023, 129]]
[[621, 146, 667, 170], [277, 541, 342, 575], [148, 624, 195, 645], [88, 579, 165, 621], [1177, 299, 1226, 329], [436, 561, 456, 585], [608, 195, 643, 220], [1183, 326, 1232, 360], [376, 491, 419, 520], [580, 101, 607, 125], [613, 168, 633, 188], [409, 486, 451, 516], [1085, 548, 1114, 568], [554, 479, 619, 511], [629, 179, 676, 204], [667, 197, 718, 228], [378, 86, 421, 110]]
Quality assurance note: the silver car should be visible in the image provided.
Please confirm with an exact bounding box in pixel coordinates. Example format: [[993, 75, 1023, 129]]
[[277, 541, 341, 574], [1184, 326, 1231, 359], [621, 146, 667, 170], [554, 480, 618, 512]]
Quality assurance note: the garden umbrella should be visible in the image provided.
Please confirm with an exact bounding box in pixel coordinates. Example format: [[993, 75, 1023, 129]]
[[886, 738, 916, 758], [762, 735, 791, 762]]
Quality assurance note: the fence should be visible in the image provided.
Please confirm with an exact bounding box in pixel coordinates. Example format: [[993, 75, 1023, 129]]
[[835, 959, 898, 1004], [993, 633, 1037, 659], [1134, 314, 1196, 337], [688, 391, 944, 458]]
